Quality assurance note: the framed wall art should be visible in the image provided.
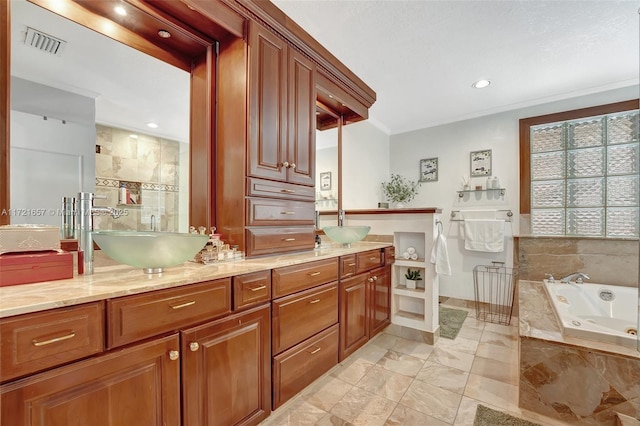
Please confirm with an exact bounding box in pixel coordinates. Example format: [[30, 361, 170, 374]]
[[320, 171, 332, 190], [470, 149, 492, 176], [419, 157, 438, 182]]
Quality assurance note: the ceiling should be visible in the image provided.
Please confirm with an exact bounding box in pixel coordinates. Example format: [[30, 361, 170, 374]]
[[273, 0, 639, 135], [10, 0, 640, 139]]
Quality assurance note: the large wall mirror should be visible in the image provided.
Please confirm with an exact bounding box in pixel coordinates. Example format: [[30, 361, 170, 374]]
[[10, 0, 190, 233], [315, 101, 341, 227], [2, 0, 227, 233]]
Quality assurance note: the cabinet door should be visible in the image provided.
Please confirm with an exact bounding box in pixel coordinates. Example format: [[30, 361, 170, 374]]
[[1, 334, 181, 426], [286, 48, 315, 186], [248, 20, 287, 182], [369, 266, 391, 338], [182, 304, 271, 426], [339, 273, 369, 361]]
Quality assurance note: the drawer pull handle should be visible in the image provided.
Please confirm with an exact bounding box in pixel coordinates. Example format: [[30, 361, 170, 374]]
[[169, 350, 180, 361], [308, 271, 321, 277], [32, 331, 76, 347], [308, 346, 321, 354], [347, 262, 356, 267], [369, 257, 378, 261], [171, 300, 196, 310], [308, 299, 321, 304], [343, 273, 353, 277], [280, 211, 296, 215], [249, 285, 267, 292], [281, 189, 296, 193], [282, 238, 296, 242]]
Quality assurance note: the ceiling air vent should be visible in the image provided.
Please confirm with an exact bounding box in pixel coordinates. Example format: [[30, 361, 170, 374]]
[[24, 27, 67, 56]]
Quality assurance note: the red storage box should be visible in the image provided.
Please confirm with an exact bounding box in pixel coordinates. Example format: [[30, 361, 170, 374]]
[[0, 251, 74, 287]]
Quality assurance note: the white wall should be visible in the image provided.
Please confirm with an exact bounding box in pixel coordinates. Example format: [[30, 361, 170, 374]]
[[342, 86, 638, 301]]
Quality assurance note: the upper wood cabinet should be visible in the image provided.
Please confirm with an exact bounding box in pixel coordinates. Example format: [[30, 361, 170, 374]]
[[248, 20, 315, 187]]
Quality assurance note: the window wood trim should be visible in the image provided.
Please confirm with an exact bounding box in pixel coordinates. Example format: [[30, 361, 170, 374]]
[[519, 98, 639, 214]]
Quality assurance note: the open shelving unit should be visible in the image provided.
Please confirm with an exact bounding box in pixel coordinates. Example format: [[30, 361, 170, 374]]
[[391, 226, 439, 333]]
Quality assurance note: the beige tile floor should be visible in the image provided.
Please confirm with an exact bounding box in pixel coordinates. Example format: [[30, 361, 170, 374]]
[[261, 298, 570, 426]]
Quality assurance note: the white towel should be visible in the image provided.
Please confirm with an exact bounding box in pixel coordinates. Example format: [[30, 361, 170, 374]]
[[464, 219, 505, 252], [430, 232, 451, 276]]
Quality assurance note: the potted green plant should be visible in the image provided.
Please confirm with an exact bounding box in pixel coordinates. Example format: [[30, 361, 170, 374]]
[[404, 268, 422, 289], [381, 174, 421, 208]]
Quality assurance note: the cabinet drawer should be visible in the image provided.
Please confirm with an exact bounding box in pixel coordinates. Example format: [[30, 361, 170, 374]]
[[356, 249, 383, 274], [340, 255, 357, 279], [246, 198, 315, 226], [233, 270, 271, 310], [246, 177, 315, 201], [272, 324, 339, 409], [245, 226, 315, 257], [0, 302, 104, 382], [107, 279, 231, 348], [272, 257, 338, 298], [384, 246, 396, 265], [272, 282, 338, 354]]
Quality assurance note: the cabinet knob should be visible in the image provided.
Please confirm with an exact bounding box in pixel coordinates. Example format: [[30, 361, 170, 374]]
[[290, 163, 296, 170], [169, 350, 180, 361], [189, 342, 200, 352], [372, 276, 378, 281], [282, 161, 290, 168], [368, 277, 374, 283]]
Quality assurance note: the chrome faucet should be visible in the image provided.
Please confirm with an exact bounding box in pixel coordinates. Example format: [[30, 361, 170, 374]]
[[338, 209, 345, 227], [150, 214, 157, 232], [560, 272, 590, 284], [77, 192, 121, 275]]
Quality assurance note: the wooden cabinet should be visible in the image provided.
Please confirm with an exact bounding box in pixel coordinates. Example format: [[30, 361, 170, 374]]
[[233, 270, 271, 310], [217, 20, 316, 257], [1, 334, 181, 426], [272, 257, 339, 298], [339, 250, 391, 361], [248, 21, 315, 186], [107, 278, 231, 348], [272, 324, 339, 409], [0, 302, 104, 382], [182, 304, 271, 426], [339, 273, 369, 360], [369, 266, 391, 337]]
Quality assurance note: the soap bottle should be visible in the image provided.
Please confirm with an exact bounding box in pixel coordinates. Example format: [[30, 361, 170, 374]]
[[486, 177, 492, 190], [492, 176, 500, 189], [118, 183, 128, 205]]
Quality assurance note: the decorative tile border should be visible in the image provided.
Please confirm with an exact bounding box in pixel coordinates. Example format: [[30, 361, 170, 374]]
[[96, 177, 178, 193]]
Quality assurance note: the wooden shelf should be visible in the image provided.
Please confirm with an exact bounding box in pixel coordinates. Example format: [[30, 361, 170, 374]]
[[394, 285, 426, 299], [394, 258, 425, 267]]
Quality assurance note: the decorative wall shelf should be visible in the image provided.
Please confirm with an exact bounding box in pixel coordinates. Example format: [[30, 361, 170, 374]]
[[457, 188, 505, 198]]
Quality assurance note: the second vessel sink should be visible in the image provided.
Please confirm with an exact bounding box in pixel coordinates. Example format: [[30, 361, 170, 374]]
[[322, 226, 371, 247], [92, 231, 209, 273]]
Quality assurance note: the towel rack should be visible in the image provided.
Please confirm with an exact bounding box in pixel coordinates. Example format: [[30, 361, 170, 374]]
[[450, 209, 513, 222]]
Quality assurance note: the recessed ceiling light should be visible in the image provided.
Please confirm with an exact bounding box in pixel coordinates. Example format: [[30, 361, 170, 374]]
[[146, 122, 159, 129], [114, 5, 127, 16], [472, 79, 491, 89], [158, 29, 171, 39]]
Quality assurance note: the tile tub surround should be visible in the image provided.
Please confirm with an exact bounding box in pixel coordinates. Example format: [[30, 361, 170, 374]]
[[0, 241, 391, 318], [519, 280, 640, 424], [515, 236, 639, 287]]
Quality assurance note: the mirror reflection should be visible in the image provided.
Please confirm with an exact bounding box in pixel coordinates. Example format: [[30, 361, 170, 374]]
[[315, 103, 339, 226], [9, 0, 190, 234]]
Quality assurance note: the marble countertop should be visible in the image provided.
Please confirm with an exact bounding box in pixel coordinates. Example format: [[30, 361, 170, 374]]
[[518, 280, 639, 359], [0, 242, 391, 318]]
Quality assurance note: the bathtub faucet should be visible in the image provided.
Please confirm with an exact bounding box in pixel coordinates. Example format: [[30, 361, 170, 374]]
[[560, 272, 590, 284]]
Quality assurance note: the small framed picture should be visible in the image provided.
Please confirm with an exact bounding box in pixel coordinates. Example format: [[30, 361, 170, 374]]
[[319, 171, 332, 190], [419, 158, 438, 182], [470, 149, 492, 176]]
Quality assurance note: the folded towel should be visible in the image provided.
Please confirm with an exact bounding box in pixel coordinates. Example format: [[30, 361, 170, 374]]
[[406, 246, 416, 255], [410, 253, 418, 260], [430, 232, 451, 275], [402, 251, 410, 259], [464, 219, 505, 252]]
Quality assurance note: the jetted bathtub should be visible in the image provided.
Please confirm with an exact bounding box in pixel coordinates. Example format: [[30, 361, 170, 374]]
[[543, 280, 638, 348]]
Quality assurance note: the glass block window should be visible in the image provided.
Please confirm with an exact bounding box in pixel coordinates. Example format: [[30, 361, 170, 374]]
[[530, 110, 639, 237]]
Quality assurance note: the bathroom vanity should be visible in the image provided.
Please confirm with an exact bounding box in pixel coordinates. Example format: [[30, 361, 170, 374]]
[[0, 242, 392, 425]]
